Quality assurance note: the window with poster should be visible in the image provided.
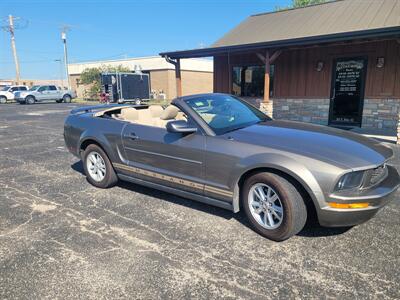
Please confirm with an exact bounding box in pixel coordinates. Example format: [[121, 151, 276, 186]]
[[231, 65, 275, 98]]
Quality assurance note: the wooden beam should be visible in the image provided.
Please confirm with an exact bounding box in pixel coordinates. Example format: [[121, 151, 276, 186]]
[[256, 52, 266, 64], [263, 50, 270, 103], [269, 50, 282, 64]]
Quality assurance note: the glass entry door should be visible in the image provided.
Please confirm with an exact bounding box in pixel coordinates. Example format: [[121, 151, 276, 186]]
[[329, 57, 367, 127]]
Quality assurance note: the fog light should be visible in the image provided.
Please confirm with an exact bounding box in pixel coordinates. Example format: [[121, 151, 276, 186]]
[[329, 202, 369, 209]]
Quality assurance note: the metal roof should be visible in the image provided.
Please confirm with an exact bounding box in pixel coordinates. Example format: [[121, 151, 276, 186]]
[[160, 0, 400, 59]]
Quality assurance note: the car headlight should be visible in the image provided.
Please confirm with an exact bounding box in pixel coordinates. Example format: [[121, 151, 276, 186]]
[[335, 171, 365, 191]]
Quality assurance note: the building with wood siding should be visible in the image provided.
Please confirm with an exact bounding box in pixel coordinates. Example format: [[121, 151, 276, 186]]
[[160, 0, 400, 138]]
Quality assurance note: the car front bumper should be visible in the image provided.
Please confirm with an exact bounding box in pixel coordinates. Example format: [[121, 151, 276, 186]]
[[318, 165, 400, 227]]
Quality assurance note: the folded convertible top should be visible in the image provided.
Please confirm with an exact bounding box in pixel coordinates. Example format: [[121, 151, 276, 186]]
[[70, 104, 147, 115]]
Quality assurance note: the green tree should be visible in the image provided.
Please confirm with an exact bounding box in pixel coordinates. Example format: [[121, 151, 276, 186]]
[[276, 0, 329, 11], [80, 64, 130, 100]]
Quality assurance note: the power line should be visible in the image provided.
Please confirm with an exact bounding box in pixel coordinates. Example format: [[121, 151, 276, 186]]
[[0, 59, 57, 64]]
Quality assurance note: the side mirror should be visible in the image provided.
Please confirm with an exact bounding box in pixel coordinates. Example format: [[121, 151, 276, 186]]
[[166, 120, 197, 134]]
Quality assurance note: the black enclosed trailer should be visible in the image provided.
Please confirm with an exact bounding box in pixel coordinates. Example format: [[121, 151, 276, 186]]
[[101, 72, 150, 104]]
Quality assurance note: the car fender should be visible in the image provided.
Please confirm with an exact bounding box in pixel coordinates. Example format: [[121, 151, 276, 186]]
[[78, 130, 119, 162], [230, 152, 325, 212]]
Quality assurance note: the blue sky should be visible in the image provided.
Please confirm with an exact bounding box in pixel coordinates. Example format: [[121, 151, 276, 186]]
[[0, 0, 290, 79]]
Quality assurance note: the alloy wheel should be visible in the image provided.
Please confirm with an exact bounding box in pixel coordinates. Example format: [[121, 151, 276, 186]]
[[86, 151, 106, 182], [248, 183, 284, 230]]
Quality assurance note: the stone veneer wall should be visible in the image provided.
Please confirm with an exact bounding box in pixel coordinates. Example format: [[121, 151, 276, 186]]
[[271, 98, 330, 125], [362, 98, 400, 132], [243, 97, 400, 142]]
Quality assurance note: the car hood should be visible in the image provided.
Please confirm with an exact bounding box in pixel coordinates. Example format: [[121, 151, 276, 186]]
[[227, 120, 393, 169]]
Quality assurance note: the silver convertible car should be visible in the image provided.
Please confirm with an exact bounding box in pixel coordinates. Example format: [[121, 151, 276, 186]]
[[64, 93, 399, 241]]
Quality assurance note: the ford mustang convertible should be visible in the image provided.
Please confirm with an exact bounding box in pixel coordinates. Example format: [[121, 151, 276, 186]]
[[64, 93, 399, 241]]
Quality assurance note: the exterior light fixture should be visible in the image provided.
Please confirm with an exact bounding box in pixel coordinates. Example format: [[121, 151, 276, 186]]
[[316, 61, 324, 72], [376, 57, 385, 68]]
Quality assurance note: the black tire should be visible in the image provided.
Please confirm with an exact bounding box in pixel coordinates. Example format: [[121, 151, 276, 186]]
[[25, 96, 35, 105], [242, 172, 307, 241], [63, 94, 72, 103], [56, 99, 63, 103], [82, 144, 118, 188], [0, 96, 7, 104]]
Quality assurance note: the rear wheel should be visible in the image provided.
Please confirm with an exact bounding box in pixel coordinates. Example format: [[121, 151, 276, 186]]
[[25, 96, 35, 105], [63, 94, 72, 103], [0, 96, 6, 104], [82, 144, 118, 188], [242, 172, 307, 241]]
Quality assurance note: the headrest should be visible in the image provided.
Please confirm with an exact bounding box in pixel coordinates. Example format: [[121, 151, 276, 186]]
[[160, 105, 179, 120], [149, 105, 164, 117], [120, 107, 138, 120]]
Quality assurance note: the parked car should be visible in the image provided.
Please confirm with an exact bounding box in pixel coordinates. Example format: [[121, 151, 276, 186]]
[[64, 93, 400, 241], [0, 85, 28, 103], [15, 85, 76, 104]]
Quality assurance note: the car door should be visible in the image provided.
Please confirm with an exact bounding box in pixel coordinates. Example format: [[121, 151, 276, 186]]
[[121, 119, 206, 195], [36, 86, 50, 101], [48, 85, 60, 101]]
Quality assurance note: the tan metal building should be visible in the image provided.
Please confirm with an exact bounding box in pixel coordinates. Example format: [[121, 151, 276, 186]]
[[0, 79, 65, 88], [67, 56, 213, 99]]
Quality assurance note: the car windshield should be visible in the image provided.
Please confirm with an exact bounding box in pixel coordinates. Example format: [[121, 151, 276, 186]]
[[185, 94, 271, 135], [1, 86, 10, 91], [29, 85, 40, 91]]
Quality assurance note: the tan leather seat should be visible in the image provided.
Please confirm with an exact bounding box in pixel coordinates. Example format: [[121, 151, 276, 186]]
[[156, 105, 179, 127], [176, 111, 187, 121], [119, 105, 184, 128], [149, 105, 163, 118], [120, 107, 138, 122]]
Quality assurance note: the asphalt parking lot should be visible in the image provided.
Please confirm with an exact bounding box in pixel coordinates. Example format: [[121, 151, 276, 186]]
[[0, 102, 399, 299]]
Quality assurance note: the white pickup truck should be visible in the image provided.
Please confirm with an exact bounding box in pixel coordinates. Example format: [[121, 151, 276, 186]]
[[14, 85, 76, 104], [0, 85, 28, 104]]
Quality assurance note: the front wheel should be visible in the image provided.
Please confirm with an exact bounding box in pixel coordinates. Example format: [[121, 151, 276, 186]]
[[0, 96, 7, 104], [242, 172, 307, 241], [25, 96, 35, 105], [82, 144, 118, 188]]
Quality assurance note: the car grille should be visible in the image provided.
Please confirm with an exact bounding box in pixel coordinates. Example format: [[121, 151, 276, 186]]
[[363, 164, 388, 188]]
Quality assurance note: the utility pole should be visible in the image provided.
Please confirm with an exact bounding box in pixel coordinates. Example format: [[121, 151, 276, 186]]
[[61, 26, 71, 90], [4, 15, 21, 84], [54, 59, 64, 88]]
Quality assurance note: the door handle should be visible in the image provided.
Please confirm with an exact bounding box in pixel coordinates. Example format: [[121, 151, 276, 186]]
[[124, 132, 139, 140]]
